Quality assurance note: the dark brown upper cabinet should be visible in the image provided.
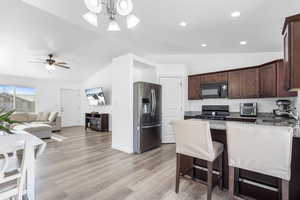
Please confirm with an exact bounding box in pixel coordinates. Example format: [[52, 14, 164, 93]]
[[240, 68, 260, 98], [202, 72, 228, 84], [276, 60, 298, 97], [259, 62, 277, 98], [188, 75, 201, 100], [228, 70, 242, 99], [282, 13, 300, 91]]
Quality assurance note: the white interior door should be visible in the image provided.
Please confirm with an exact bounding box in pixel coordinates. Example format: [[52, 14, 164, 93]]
[[60, 89, 81, 127], [160, 77, 183, 143]]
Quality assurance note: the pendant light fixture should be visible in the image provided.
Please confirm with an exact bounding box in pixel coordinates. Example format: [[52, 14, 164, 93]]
[[82, 0, 140, 31], [108, 18, 121, 31]]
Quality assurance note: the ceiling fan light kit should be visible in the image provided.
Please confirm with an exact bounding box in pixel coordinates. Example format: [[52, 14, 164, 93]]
[[83, 0, 140, 31], [45, 64, 56, 71]]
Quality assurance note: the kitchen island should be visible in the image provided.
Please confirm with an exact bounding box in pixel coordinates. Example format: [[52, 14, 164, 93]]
[[181, 114, 300, 200]]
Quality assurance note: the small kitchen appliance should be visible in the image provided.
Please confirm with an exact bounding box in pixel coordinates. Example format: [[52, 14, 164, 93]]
[[240, 103, 257, 117], [273, 99, 299, 121], [196, 105, 230, 120]]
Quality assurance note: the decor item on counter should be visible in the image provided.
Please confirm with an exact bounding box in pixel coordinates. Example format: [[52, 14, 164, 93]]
[[240, 102, 257, 117], [274, 99, 299, 120], [83, 0, 140, 31], [0, 106, 17, 134], [29, 54, 71, 72]]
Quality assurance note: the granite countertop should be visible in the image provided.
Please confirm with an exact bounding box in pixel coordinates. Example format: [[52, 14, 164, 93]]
[[185, 111, 300, 138]]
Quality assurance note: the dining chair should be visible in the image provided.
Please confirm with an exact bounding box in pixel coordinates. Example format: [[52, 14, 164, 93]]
[[0, 135, 33, 200], [171, 120, 224, 200], [226, 122, 293, 200]]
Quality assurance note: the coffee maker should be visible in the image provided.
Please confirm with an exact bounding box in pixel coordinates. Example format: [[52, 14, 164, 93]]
[[273, 100, 298, 119]]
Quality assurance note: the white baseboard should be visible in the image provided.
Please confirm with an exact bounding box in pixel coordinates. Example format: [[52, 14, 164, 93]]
[[111, 144, 133, 154]]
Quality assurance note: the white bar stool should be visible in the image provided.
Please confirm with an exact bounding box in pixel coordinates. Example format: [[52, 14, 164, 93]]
[[226, 122, 293, 200], [171, 120, 224, 200], [0, 135, 33, 200]]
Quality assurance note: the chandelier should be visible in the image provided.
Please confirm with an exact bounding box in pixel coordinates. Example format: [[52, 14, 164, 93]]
[[82, 0, 140, 31]]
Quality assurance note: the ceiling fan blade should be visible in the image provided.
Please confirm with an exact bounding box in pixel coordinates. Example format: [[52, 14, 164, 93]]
[[54, 64, 71, 69], [28, 61, 46, 64], [55, 62, 67, 65]]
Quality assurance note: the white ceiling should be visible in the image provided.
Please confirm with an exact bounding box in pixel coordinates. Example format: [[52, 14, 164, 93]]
[[0, 0, 299, 81]]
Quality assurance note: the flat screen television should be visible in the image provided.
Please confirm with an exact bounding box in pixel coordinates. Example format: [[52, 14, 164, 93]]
[[85, 87, 106, 106]]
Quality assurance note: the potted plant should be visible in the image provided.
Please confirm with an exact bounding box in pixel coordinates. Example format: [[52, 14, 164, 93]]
[[0, 106, 17, 134]]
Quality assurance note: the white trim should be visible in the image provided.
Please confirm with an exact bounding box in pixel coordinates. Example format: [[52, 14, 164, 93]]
[[112, 144, 134, 154]]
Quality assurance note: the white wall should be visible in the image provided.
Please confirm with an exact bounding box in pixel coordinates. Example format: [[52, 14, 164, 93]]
[[111, 55, 134, 153], [81, 64, 113, 130], [146, 52, 299, 112], [0, 73, 81, 119], [146, 52, 283, 74], [133, 60, 157, 83]]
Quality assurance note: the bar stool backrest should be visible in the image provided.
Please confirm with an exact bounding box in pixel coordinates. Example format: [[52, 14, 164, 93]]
[[172, 120, 215, 161], [0, 135, 32, 200], [226, 122, 293, 181]]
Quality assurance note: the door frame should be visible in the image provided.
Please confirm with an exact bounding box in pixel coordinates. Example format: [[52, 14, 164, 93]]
[[159, 76, 185, 143], [60, 88, 81, 127]]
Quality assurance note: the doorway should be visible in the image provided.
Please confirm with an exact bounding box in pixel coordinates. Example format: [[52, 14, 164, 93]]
[[60, 89, 81, 127]]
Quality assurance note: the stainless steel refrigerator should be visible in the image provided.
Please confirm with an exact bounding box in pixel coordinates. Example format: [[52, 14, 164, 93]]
[[133, 82, 162, 154]]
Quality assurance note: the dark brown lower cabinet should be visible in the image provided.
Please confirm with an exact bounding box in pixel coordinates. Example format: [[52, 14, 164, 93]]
[[179, 129, 300, 200]]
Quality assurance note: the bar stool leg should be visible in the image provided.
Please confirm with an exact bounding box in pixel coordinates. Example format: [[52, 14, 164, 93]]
[[218, 153, 223, 190], [175, 153, 181, 193], [281, 179, 289, 200], [207, 161, 213, 200], [192, 157, 196, 180], [229, 166, 235, 200]]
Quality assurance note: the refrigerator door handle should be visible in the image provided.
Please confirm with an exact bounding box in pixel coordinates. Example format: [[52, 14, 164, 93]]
[[151, 88, 155, 116], [153, 89, 156, 115], [142, 124, 161, 129]]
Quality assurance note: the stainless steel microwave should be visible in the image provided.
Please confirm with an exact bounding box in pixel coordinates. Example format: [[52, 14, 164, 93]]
[[201, 82, 228, 99]]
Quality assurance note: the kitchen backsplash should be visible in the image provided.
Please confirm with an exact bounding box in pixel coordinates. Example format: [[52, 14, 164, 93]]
[[187, 96, 298, 113]]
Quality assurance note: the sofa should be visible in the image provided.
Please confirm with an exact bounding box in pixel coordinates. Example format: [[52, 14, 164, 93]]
[[10, 112, 61, 139]]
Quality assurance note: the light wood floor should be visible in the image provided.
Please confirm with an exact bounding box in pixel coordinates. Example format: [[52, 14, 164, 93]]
[[36, 127, 228, 200]]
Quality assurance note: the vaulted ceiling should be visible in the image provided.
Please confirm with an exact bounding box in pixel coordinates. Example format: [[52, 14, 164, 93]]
[[0, 0, 299, 81]]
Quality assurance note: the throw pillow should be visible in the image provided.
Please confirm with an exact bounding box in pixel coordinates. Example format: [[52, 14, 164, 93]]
[[48, 112, 58, 123], [28, 113, 37, 122], [37, 112, 50, 122]]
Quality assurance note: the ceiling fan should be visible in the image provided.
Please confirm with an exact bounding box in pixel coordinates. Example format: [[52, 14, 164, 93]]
[[29, 54, 71, 71]]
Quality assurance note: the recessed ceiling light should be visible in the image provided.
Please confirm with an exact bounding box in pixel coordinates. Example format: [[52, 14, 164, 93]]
[[179, 21, 187, 27], [240, 41, 247, 45], [231, 11, 241, 18], [201, 44, 207, 47]]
